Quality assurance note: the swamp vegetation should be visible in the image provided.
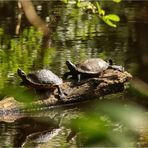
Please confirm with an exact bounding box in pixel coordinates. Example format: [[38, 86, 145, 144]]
[[0, 0, 148, 147]]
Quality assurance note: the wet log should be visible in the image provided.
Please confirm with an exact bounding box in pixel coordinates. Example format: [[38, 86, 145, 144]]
[[0, 69, 132, 117]]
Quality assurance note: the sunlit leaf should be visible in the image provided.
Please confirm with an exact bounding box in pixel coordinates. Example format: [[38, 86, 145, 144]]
[[102, 17, 117, 27], [104, 14, 120, 22], [100, 10, 105, 16], [76, 0, 81, 7], [112, 0, 122, 3], [96, 2, 105, 16]]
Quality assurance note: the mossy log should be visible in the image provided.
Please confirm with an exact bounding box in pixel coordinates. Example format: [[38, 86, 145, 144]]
[[0, 69, 132, 117]]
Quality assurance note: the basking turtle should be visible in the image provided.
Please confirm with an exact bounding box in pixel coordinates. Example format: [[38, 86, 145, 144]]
[[17, 68, 64, 100], [63, 58, 124, 81]]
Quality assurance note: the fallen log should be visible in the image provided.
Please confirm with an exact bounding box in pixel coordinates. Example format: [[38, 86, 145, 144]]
[[0, 69, 132, 117]]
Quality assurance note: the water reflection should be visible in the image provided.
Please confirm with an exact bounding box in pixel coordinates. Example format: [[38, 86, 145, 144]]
[[0, 116, 61, 147], [0, 0, 148, 147], [0, 104, 83, 147], [14, 117, 60, 147]]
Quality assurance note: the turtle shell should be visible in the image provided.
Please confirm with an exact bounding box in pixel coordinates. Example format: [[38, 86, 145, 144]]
[[27, 69, 62, 85], [18, 69, 65, 100], [76, 58, 109, 74], [18, 69, 62, 89]]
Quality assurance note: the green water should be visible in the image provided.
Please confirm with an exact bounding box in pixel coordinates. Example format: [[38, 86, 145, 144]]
[[0, 1, 148, 147]]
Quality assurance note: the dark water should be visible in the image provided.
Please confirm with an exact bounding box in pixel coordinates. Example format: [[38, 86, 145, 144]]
[[0, 1, 148, 147]]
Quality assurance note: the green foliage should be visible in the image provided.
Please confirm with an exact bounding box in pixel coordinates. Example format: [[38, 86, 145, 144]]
[[102, 14, 120, 27], [76, 0, 81, 7], [71, 102, 147, 147], [104, 14, 120, 22], [95, 1, 121, 28], [112, 0, 122, 3], [60, 0, 68, 3], [96, 1, 105, 16], [0, 27, 56, 91], [74, 0, 121, 28], [3, 86, 38, 103], [0, 1, 147, 147]]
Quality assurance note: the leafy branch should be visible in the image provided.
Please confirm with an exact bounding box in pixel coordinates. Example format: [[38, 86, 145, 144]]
[[62, 0, 121, 28], [96, 1, 120, 27]]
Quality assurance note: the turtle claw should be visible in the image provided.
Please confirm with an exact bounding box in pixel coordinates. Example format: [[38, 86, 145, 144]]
[[58, 93, 65, 101], [56, 86, 65, 101]]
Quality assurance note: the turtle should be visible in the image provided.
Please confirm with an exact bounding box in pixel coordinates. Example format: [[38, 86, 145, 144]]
[[63, 58, 124, 82], [17, 68, 64, 100]]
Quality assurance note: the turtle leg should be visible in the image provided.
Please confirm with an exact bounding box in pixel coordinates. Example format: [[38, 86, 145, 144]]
[[77, 74, 81, 82], [56, 85, 65, 100], [63, 72, 71, 80]]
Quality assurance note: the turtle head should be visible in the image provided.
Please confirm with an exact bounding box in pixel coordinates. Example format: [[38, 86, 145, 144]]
[[17, 68, 27, 79], [107, 60, 124, 72], [110, 65, 125, 72], [66, 60, 77, 72], [17, 69, 30, 86], [108, 59, 113, 65]]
